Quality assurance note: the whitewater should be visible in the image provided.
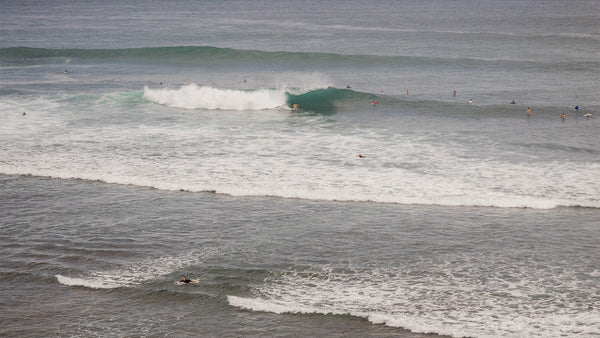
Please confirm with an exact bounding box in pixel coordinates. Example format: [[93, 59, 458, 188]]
[[3, 82, 599, 210], [143, 84, 289, 110]]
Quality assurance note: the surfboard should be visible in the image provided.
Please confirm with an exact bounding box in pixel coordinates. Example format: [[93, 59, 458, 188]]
[[175, 280, 199, 285]]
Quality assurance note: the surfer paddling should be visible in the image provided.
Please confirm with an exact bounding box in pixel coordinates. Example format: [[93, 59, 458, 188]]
[[177, 276, 198, 284]]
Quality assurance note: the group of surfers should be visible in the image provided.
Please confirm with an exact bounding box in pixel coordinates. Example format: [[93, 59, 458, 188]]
[[371, 93, 591, 120]]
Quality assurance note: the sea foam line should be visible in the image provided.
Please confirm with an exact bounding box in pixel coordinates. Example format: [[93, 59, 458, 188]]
[[227, 295, 473, 337], [226, 263, 600, 338], [55, 253, 202, 289]]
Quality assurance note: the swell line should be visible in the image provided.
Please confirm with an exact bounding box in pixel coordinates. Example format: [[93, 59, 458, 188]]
[[2, 46, 595, 72]]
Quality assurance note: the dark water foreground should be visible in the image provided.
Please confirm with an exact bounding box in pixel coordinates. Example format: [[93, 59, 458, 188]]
[[1, 174, 598, 337]]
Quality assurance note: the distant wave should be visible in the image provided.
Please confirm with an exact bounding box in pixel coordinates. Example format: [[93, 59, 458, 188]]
[[0, 46, 457, 67], [1, 46, 596, 73]]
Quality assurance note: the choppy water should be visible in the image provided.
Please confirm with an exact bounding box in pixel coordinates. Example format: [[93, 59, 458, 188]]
[[1, 0, 599, 337]]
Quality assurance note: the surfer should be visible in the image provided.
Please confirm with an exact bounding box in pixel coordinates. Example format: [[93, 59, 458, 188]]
[[511, 99, 516, 104], [346, 85, 351, 88], [179, 276, 197, 284], [583, 112, 592, 118], [357, 154, 365, 158], [372, 100, 379, 105], [292, 104, 299, 110], [22, 112, 27, 116], [574, 105, 579, 111]]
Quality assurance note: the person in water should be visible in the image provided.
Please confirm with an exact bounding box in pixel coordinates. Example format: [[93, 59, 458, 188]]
[[561, 113, 566, 119], [180, 276, 194, 283], [527, 107, 531, 114]]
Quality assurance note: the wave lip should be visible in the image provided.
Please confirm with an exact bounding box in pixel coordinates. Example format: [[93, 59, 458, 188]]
[[143, 84, 288, 110], [143, 84, 377, 113]]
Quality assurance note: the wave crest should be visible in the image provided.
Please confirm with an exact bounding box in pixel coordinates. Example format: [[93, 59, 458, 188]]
[[143, 84, 378, 112], [56, 274, 124, 289]]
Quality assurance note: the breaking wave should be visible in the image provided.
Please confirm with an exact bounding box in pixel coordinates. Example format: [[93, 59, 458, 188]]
[[143, 84, 378, 112], [143, 84, 288, 110]]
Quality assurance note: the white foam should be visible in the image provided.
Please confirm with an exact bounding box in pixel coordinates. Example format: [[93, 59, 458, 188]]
[[56, 274, 124, 289], [55, 253, 201, 289], [1, 92, 599, 210], [143, 84, 288, 110], [227, 295, 343, 316], [227, 263, 600, 337]]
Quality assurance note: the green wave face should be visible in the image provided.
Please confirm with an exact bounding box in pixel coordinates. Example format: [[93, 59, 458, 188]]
[[286, 87, 380, 113]]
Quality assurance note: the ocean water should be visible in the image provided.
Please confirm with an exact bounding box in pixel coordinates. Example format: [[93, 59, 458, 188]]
[[1, 0, 599, 337]]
